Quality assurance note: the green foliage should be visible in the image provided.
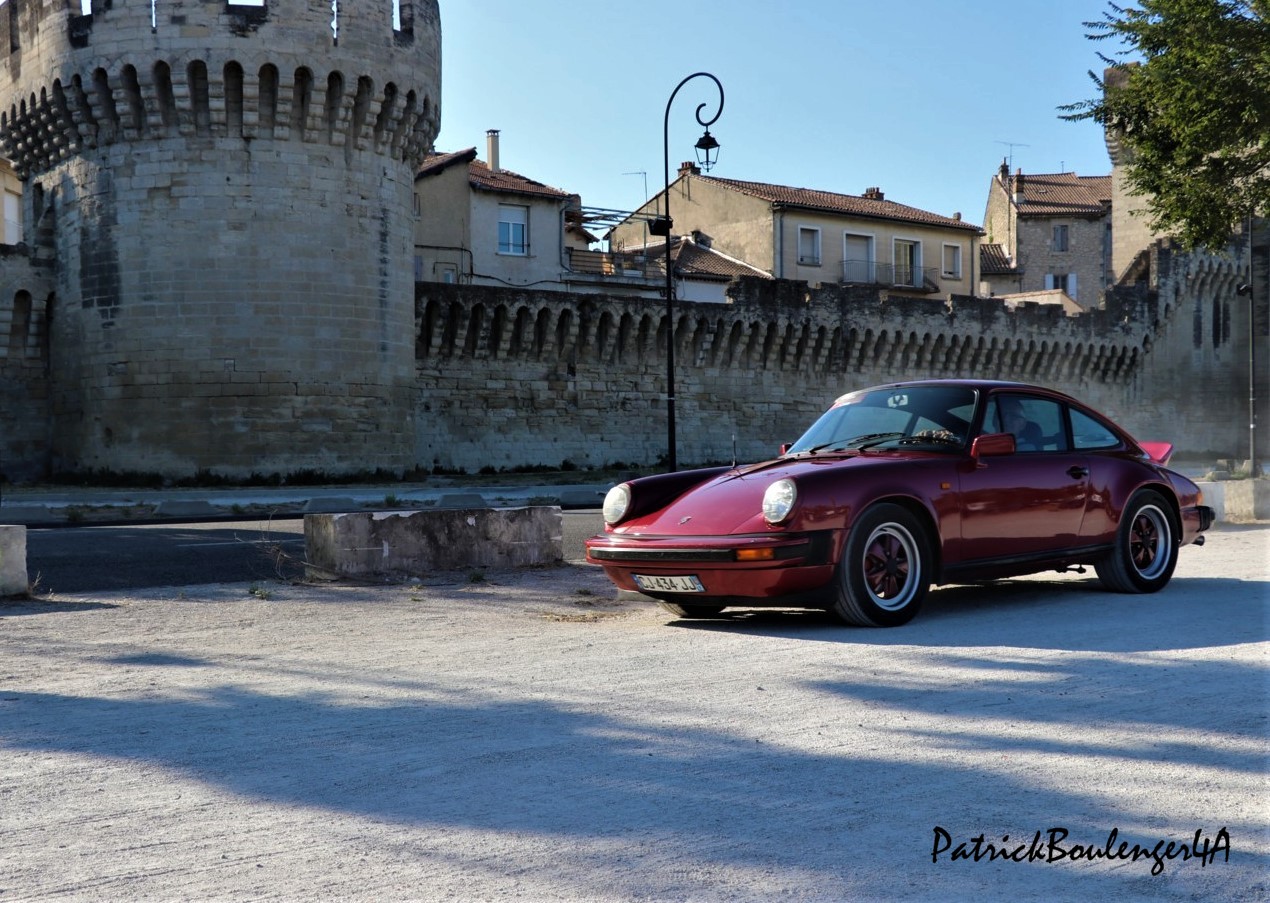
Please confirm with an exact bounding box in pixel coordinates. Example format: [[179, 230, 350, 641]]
[[1062, 0, 1270, 249]]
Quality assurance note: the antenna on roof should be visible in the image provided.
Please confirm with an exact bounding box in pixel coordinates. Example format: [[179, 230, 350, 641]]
[[995, 140, 1030, 169], [623, 170, 649, 205]]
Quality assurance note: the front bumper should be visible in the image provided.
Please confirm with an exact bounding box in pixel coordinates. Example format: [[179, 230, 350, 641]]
[[585, 531, 837, 600]]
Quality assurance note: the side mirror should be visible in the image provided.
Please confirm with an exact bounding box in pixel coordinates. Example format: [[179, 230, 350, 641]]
[[971, 432, 1016, 459], [779, 443, 793, 455]]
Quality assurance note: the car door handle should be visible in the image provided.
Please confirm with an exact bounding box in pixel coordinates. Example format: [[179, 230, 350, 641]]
[[1067, 466, 1089, 479]]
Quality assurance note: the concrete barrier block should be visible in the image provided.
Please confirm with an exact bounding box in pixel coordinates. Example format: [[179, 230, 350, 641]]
[[1224, 478, 1270, 522], [1196, 482, 1225, 522], [304, 506, 563, 580], [0, 524, 28, 596]]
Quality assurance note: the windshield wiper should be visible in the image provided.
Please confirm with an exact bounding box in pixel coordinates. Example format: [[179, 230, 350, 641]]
[[847, 431, 906, 450]]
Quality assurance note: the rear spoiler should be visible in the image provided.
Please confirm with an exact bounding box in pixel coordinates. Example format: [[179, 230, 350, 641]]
[[1139, 441, 1174, 466]]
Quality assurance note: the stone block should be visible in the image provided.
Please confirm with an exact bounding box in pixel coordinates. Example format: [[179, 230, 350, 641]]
[[304, 506, 563, 580], [0, 525, 28, 596], [1196, 482, 1225, 522], [1224, 479, 1270, 522]]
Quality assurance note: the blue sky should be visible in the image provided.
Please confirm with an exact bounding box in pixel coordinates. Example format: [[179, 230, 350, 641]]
[[434, 0, 1124, 229]]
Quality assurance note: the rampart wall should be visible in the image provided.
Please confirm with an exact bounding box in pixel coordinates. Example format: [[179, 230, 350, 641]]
[[413, 263, 1254, 473]]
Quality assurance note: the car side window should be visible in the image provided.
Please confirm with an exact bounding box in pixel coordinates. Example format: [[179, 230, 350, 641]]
[[982, 402, 1003, 434], [1070, 408, 1121, 450], [994, 395, 1069, 453]]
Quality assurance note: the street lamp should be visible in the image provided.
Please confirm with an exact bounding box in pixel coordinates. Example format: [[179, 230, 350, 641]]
[[656, 72, 724, 472], [1236, 208, 1261, 477], [1237, 278, 1257, 476]]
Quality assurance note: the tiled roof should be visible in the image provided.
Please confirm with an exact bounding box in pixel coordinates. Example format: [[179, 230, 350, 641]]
[[416, 149, 575, 202], [1008, 172, 1111, 217], [674, 239, 771, 280], [699, 176, 983, 233], [468, 159, 575, 201], [415, 148, 477, 179], [638, 237, 773, 281], [980, 243, 1017, 274]]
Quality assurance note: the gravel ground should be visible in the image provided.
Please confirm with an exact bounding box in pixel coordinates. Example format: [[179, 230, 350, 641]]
[[1, 525, 1267, 902]]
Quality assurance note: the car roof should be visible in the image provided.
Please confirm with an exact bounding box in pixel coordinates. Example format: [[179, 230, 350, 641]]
[[864, 378, 1078, 400], [845, 379, 1141, 448], [836, 380, 1112, 419]]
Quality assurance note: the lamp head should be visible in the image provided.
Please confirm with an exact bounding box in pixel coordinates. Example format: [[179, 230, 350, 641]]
[[694, 129, 720, 172], [1237, 283, 1252, 296]]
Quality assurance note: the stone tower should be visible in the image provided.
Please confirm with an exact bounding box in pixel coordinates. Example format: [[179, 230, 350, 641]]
[[0, 0, 441, 477]]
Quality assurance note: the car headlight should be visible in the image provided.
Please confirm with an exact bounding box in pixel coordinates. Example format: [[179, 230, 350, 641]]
[[762, 478, 797, 524], [602, 483, 632, 525]]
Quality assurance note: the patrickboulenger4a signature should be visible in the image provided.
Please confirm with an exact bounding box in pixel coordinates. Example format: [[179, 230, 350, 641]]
[[931, 826, 1231, 876]]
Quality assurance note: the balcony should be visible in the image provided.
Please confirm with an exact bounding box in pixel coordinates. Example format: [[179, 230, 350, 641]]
[[566, 247, 660, 280], [840, 259, 940, 293]]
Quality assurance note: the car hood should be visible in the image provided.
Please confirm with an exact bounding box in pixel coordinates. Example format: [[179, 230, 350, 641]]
[[616, 454, 872, 536]]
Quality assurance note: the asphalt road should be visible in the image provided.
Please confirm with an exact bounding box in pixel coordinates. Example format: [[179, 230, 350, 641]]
[[24, 511, 603, 593], [1, 524, 1265, 901]]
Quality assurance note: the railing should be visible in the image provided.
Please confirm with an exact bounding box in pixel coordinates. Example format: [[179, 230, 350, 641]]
[[840, 259, 940, 292], [566, 248, 659, 280]]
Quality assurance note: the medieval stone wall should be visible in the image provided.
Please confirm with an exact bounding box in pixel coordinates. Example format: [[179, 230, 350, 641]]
[[0, 0, 440, 477], [413, 270, 1251, 473]]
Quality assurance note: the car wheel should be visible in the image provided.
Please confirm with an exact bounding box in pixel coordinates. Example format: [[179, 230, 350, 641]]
[[657, 601, 728, 619], [1095, 490, 1178, 593], [830, 503, 930, 627]]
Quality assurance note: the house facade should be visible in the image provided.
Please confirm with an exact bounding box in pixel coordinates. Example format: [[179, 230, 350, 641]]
[[610, 165, 983, 297], [413, 130, 581, 289], [980, 163, 1112, 305]]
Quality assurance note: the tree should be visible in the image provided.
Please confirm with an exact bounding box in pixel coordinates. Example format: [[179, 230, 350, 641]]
[[1062, 0, 1270, 249]]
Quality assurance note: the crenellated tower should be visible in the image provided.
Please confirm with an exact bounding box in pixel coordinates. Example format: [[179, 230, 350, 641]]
[[0, 0, 440, 476]]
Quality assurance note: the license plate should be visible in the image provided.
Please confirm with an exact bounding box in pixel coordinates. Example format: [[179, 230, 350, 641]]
[[633, 574, 705, 593]]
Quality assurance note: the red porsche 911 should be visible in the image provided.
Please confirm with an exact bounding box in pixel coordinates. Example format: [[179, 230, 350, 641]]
[[585, 380, 1214, 626]]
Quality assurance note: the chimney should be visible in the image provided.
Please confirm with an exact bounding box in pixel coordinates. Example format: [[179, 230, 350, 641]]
[[678, 161, 700, 178], [1013, 168, 1026, 205], [863, 186, 884, 201], [486, 129, 500, 173]]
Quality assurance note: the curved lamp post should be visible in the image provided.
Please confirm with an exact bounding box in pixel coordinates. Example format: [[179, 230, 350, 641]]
[[652, 72, 723, 472], [1236, 209, 1260, 476]]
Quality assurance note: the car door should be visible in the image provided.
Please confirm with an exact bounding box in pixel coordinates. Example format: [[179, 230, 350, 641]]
[[958, 394, 1091, 561]]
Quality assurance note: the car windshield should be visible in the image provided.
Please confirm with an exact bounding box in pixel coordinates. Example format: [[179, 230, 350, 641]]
[[785, 386, 978, 454]]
